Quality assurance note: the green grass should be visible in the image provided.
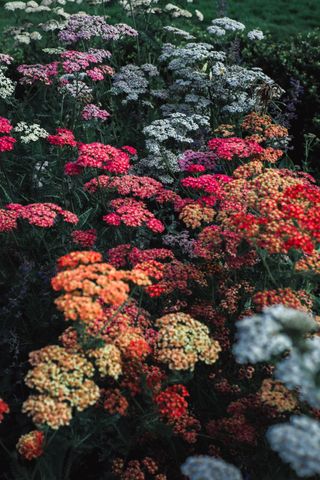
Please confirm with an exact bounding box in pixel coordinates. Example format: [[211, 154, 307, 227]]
[[0, 0, 319, 38]]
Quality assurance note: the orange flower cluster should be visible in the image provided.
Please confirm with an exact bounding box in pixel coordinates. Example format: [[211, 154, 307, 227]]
[[141, 259, 207, 297], [155, 313, 221, 371], [16, 431, 44, 460], [51, 251, 150, 325], [23, 345, 99, 429], [241, 112, 288, 140], [252, 288, 313, 312], [259, 379, 298, 412]]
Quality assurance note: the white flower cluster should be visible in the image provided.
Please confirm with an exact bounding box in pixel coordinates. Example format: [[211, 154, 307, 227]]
[[207, 16, 245, 35], [267, 416, 320, 478], [7, 26, 42, 44], [164, 3, 192, 18], [181, 456, 243, 480], [163, 26, 195, 40], [111, 64, 159, 104], [14, 122, 49, 143], [276, 336, 320, 408], [159, 42, 224, 116], [5, 0, 82, 10], [233, 305, 317, 363], [247, 29, 264, 41], [119, 0, 158, 13], [139, 113, 209, 182], [234, 305, 320, 477], [0, 67, 16, 100], [211, 64, 280, 114], [59, 80, 93, 100]]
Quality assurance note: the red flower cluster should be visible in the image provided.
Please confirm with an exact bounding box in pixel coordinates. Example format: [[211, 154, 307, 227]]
[[0, 117, 13, 134], [47, 128, 77, 147], [0, 398, 9, 422], [103, 198, 164, 233], [0, 117, 15, 152], [72, 229, 97, 247], [208, 137, 263, 161], [154, 384, 189, 420], [16, 430, 44, 460]]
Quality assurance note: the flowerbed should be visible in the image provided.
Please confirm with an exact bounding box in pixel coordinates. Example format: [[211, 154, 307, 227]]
[[0, 2, 320, 480]]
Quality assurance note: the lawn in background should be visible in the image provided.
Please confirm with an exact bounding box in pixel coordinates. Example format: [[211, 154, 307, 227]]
[[0, 0, 319, 37]]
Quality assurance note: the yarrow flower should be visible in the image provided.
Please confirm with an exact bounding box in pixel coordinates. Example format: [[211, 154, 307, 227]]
[[6, 203, 78, 228], [0, 117, 13, 134], [247, 29, 264, 41], [23, 345, 100, 429], [154, 384, 189, 420], [181, 455, 243, 480], [276, 337, 320, 408], [65, 142, 131, 175], [0, 399, 9, 422], [51, 251, 150, 325], [16, 431, 44, 460], [14, 122, 48, 143], [155, 312, 221, 370], [103, 197, 165, 233], [81, 104, 110, 121], [267, 416, 320, 477], [71, 229, 97, 247], [233, 305, 317, 364], [208, 137, 263, 160], [47, 128, 77, 147]]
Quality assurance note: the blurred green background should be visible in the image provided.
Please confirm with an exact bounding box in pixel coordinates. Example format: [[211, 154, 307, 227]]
[[0, 0, 319, 37]]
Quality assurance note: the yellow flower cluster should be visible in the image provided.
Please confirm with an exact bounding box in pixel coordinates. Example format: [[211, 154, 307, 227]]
[[155, 313, 221, 371], [22, 345, 100, 429], [259, 379, 298, 412], [88, 344, 122, 379]]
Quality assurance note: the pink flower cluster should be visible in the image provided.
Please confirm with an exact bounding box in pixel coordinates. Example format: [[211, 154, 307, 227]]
[[60, 49, 111, 73], [103, 198, 164, 233], [208, 137, 264, 161], [81, 104, 110, 121], [84, 174, 163, 199], [17, 63, 59, 85], [65, 143, 131, 175], [2, 203, 78, 229], [0, 117, 15, 152]]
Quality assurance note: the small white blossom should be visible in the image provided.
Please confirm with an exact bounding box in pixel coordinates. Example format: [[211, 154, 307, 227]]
[[247, 29, 264, 40], [4, 1, 26, 10], [207, 25, 226, 36], [210, 17, 245, 32], [14, 122, 49, 143]]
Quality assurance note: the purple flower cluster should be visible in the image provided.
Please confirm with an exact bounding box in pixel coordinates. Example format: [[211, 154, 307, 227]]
[[58, 14, 138, 44], [178, 149, 217, 171], [163, 230, 195, 257]]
